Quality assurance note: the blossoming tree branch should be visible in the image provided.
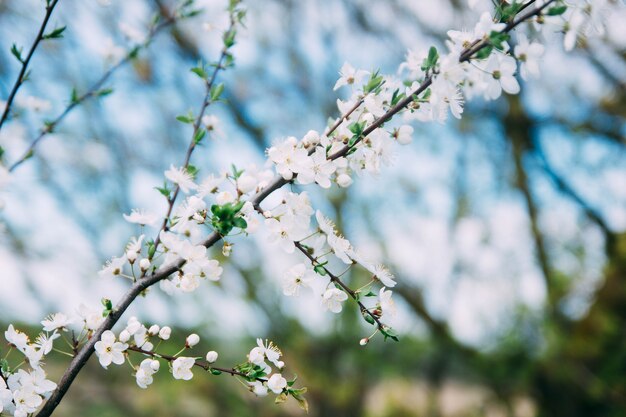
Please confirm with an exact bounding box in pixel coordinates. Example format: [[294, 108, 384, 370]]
[[0, 0, 619, 416]]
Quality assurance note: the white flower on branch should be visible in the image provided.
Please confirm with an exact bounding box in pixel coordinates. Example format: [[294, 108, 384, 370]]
[[333, 62, 368, 90], [296, 147, 336, 189], [98, 256, 126, 279], [165, 165, 198, 193], [321, 288, 348, 313], [379, 287, 397, 318], [267, 374, 287, 394], [267, 136, 312, 180], [514, 34, 545, 80], [5, 325, 29, 351], [480, 53, 520, 100], [0, 379, 11, 414], [76, 303, 105, 331], [172, 357, 195, 380], [123, 209, 159, 227], [135, 359, 159, 389], [282, 263, 315, 296], [94, 330, 128, 369]]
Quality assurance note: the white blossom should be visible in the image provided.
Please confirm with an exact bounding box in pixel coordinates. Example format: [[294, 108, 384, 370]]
[[321, 288, 348, 313], [165, 165, 198, 193], [333, 62, 368, 90], [267, 373, 287, 394], [172, 357, 195, 380], [123, 209, 159, 226], [94, 330, 128, 369]]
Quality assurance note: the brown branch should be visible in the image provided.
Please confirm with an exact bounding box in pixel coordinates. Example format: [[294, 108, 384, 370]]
[[34, 4, 551, 415], [149, 15, 238, 262], [0, 0, 61, 132], [127, 346, 265, 381], [293, 242, 388, 333]]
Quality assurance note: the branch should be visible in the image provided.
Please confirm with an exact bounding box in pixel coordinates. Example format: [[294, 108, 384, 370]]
[[293, 241, 388, 332], [127, 346, 265, 381], [150, 15, 237, 261], [8, 14, 177, 173], [35, 4, 553, 415], [0, 0, 61, 133]]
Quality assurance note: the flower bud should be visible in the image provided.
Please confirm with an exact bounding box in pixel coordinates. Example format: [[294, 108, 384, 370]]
[[158, 326, 171, 340], [237, 174, 257, 194], [206, 351, 218, 363], [119, 329, 131, 343], [359, 337, 369, 346], [148, 324, 160, 336], [150, 360, 160, 372], [139, 258, 151, 271], [222, 242, 233, 257], [336, 173, 353, 188], [186, 333, 200, 348]]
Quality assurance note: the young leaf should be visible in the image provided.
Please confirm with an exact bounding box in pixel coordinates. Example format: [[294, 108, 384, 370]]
[[210, 83, 225, 101], [42, 26, 67, 40], [10, 44, 23, 63], [547, 5, 567, 16]]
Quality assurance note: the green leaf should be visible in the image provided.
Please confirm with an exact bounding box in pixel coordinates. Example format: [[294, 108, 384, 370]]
[[42, 26, 66, 40], [147, 241, 156, 259], [489, 31, 510, 51], [155, 183, 171, 198], [230, 163, 244, 179], [390, 89, 406, 106], [186, 164, 199, 178], [223, 29, 237, 48], [210, 369, 222, 375], [363, 312, 375, 325], [210, 83, 225, 101], [547, 5, 567, 16], [475, 45, 493, 60], [274, 392, 288, 404], [191, 66, 208, 80], [499, 2, 523, 22], [176, 113, 195, 124], [96, 88, 114, 97], [70, 88, 79, 104], [421, 46, 439, 72], [363, 70, 384, 94], [233, 217, 247, 229], [10, 44, 23, 63], [381, 326, 400, 342], [313, 265, 327, 276], [194, 128, 206, 144], [0, 146, 4, 160]]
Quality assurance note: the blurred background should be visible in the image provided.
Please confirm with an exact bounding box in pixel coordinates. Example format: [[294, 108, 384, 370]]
[[1, 0, 625, 416]]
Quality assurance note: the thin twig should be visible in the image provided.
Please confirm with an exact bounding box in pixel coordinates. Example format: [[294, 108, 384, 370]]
[[127, 345, 265, 381], [0, 0, 61, 132], [294, 242, 387, 332], [8, 15, 177, 172]]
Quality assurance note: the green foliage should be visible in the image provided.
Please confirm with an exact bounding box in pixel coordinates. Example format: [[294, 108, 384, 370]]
[[10, 43, 23, 63], [210, 201, 246, 235], [421, 46, 439, 72], [489, 30, 511, 51], [101, 298, 113, 317], [363, 69, 384, 94], [176, 111, 195, 124], [210, 83, 225, 102], [498, 1, 524, 22], [42, 26, 66, 40], [547, 4, 568, 16]]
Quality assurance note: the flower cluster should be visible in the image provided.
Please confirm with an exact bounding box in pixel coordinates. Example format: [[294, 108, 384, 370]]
[[1, 0, 616, 415], [1, 318, 70, 416]]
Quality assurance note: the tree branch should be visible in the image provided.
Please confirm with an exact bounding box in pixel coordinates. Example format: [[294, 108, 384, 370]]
[[0, 0, 61, 132]]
